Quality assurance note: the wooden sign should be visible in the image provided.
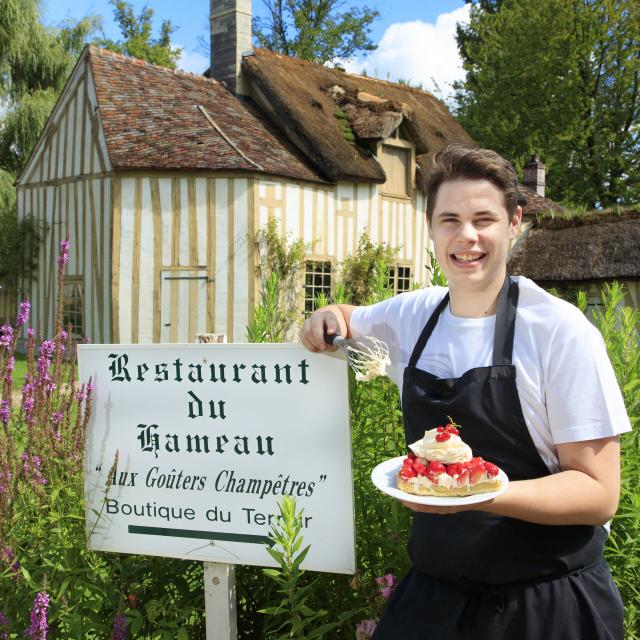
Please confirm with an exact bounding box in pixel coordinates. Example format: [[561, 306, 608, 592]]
[[80, 344, 355, 574]]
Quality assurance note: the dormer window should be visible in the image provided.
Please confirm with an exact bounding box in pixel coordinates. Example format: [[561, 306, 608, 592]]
[[377, 132, 415, 198]]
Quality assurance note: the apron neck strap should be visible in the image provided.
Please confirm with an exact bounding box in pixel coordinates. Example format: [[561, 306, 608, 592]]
[[408, 292, 450, 367], [407, 276, 519, 368], [492, 275, 519, 366]]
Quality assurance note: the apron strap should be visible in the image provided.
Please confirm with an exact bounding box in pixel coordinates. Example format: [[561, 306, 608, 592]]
[[492, 276, 519, 366], [407, 276, 520, 368], [408, 292, 449, 367]]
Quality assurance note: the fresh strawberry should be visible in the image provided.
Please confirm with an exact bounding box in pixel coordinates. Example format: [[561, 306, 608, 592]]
[[407, 451, 416, 460], [446, 463, 462, 477], [469, 467, 485, 484], [468, 457, 485, 470], [484, 462, 499, 477], [427, 461, 446, 475], [413, 462, 428, 476], [400, 467, 417, 479], [457, 468, 469, 486]]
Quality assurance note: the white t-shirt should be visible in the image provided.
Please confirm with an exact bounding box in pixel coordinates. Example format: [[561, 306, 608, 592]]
[[350, 276, 631, 473]]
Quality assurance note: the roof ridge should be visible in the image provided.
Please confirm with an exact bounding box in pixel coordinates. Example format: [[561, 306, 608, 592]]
[[251, 47, 441, 99], [87, 44, 218, 85]]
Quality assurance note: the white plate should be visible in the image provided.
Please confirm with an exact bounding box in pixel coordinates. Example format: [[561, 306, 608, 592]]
[[371, 456, 509, 506]]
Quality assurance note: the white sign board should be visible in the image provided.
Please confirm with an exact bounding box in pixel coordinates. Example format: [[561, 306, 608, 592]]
[[79, 344, 355, 574]]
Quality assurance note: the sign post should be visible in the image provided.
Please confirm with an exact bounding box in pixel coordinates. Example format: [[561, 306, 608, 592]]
[[79, 342, 355, 637], [196, 334, 237, 640]]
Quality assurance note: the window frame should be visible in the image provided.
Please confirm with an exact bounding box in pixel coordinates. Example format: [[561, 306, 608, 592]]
[[388, 261, 413, 295], [61, 275, 85, 338], [376, 136, 416, 200], [302, 256, 335, 316]]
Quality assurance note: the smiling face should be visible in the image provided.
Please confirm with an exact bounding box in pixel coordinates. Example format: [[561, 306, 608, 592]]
[[427, 178, 521, 299]]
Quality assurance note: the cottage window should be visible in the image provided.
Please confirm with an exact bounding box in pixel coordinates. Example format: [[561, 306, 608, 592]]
[[304, 260, 332, 315], [378, 137, 414, 198], [62, 276, 84, 337], [388, 264, 413, 294]]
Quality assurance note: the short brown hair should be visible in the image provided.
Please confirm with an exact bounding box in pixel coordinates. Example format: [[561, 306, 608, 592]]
[[426, 145, 520, 222]]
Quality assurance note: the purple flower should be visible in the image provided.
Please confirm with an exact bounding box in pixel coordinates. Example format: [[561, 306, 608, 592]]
[[51, 412, 64, 425], [0, 611, 9, 640], [38, 340, 55, 359], [1, 547, 20, 577], [57, 240, 70, 266], [0, 470, 12, 496], [16, 300, 31, 327], [20, 453, 47, 487], [58, 330, 68, 342], [0, 400, 9, 426], [76, 389, 86, 402], [26, 591, 49, 639], [112, 613, 127, 640], [375, 573, 397, 600], [0, 325, 13, 349], [355, 619, 377, 640], [27, 327, 35, 338]]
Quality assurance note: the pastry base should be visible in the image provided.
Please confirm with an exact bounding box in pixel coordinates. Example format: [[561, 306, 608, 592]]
[[396, 473, 502, 497]]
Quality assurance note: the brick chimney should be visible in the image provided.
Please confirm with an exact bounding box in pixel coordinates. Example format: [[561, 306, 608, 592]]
[[523, 154, 546, 197], [210, 0, 252, 95]]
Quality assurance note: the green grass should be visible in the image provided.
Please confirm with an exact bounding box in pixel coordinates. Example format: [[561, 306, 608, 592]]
[[12, 352, 28, 385]]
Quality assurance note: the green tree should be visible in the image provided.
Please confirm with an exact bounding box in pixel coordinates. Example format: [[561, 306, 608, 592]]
[[95, 0, 181, 68], [0, 0, 97, 175], [253, 0, 379, 64], [0, 0, 96, 296], [455, 0, 640, 208]]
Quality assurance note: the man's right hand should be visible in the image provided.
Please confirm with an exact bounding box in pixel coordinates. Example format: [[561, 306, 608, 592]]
[[298, 304, 356, 353]]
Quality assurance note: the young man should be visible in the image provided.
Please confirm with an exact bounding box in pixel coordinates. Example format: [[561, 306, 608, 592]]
[[299, 145, 630, 639]]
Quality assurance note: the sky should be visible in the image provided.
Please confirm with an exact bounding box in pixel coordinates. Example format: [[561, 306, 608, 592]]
[[43, 0, 469, 102]]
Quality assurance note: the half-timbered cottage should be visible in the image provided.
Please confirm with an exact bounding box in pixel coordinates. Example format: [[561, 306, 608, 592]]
[[15, 0, 552, 343]]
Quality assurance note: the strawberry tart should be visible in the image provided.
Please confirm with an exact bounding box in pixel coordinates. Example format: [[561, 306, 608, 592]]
[[397, 421, 502, 497]]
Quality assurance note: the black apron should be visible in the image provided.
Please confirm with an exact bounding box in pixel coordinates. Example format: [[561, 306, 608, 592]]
[[372, 276, 624, 639]]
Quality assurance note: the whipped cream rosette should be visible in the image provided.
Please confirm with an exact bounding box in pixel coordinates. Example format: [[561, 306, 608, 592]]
[[397, 420, 503, 497]]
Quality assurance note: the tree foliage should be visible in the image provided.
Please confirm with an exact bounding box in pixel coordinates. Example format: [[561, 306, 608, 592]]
[[95, 0, 181, 69], [0, 0, 97, 174], [0, 169, 41, 295], [455, 0, 640, 208], [339, 234, 396, 306], [253, 0, 379, 64]]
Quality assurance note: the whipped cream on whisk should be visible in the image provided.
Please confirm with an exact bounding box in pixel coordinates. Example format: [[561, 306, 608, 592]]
[[354, 353, 391, 381]]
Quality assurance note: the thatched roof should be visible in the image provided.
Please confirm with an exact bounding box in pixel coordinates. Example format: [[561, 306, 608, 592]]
[[87, 46, 325, 182], [242, 48, 476, 184], [517, 185, 564, 217], [508, 209, 640, 282]]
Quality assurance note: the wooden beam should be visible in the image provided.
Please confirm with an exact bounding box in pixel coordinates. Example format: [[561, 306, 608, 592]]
[[207, 179, 216, 333], [150, 177, 162, 343], [227, 180, 235, 342], [170, 177, 181, 342], [188, 178, 198, 344], [111, 178, 121, 343], [89, 181, 104, 343], [131, 178, 142, 343], [247, 178, 257, 325]]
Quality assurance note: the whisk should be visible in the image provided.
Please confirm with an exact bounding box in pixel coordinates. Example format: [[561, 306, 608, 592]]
[[324, 329, 390, 381]]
